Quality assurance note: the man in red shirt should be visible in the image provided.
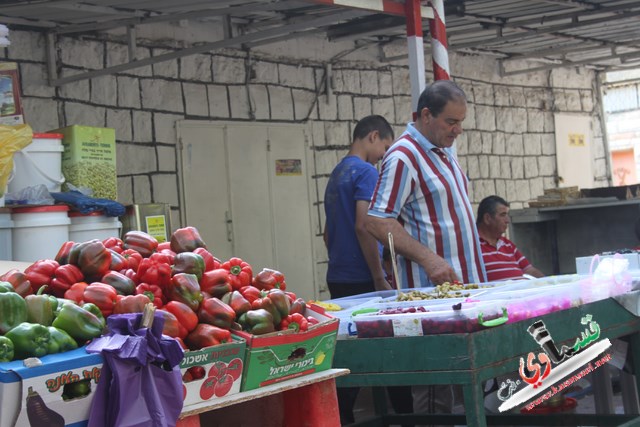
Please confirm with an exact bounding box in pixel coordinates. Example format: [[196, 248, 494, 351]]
[[477, 195, 544, 281]]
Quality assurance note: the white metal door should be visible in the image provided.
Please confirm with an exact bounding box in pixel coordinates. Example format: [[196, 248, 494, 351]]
[[178, 121, 316, 300], [178, 123, 234, 259]]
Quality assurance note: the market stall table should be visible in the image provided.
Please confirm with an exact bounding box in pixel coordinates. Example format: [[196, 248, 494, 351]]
[[177, 368, 349, 427], [333, 297, 640, 427]]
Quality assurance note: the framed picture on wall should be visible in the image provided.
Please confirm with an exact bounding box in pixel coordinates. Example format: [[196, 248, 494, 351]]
[[0, 62, 24, 125]]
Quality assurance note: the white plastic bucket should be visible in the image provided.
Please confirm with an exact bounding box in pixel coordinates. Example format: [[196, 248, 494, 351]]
[[11, 205, 70, 262], [0, 211, 12, 260], [8, 133, 65, 194], [69, 212, 122, 243]]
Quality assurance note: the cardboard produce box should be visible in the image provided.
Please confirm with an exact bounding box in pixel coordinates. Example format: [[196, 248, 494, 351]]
[[0, 347, 102, 427], [180, 337, 246, 409], [53, 125, 117, 200], [237, 306, 338, 391]]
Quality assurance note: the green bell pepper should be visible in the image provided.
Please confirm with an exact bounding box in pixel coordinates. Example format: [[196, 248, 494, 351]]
[[5, 322, 51, 359], [25, 286, 56, 326], [0, 291, 28, 334], [238, 309, 275, 335], [172, 252, 205, 281], [0, 281, 16, 293], [46, 326, 79, 354], [0, 336, 14, 362], [52, 303, 104, 343]]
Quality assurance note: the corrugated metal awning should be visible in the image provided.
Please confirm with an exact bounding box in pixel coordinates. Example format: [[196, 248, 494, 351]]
[[2, 0, 640, 82]]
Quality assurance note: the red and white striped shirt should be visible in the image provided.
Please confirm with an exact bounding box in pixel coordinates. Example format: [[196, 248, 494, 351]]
[[368, 124, 487, 288], [480, 236, 531, 282]]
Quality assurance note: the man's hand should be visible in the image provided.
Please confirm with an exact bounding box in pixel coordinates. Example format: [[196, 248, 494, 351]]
[[373, 277, 393, 292], [424, 255, 460, 285]]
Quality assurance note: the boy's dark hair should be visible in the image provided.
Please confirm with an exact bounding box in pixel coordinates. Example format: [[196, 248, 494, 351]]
[[476, 195, 509, 226], [417, 80, 467, 118], [352, 115, 394, 142]]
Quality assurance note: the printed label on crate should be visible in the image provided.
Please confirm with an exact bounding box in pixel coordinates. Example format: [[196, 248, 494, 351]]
[[145, 215, 168, 243], [392, 317, 423, 337], [180, 340, 245, 408], [13, 363, 102, 427]]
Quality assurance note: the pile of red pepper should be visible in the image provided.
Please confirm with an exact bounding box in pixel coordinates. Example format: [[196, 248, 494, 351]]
[[0, 226, 320, 361]]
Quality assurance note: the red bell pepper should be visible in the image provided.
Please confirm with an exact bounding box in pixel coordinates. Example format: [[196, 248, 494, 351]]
[[102, 237, 124, 253], [252, 268, 286, 291], [135, 283, 165, 308], [170, 226, 207, 253], [83, 282, 118, 317], [221, 290, 251, 317], [200, 269, 233, 299], [285, 291, 297, 303], [120, 268, 139, 284], [69, 239, 112, 280], [25, 259, 60, 293], [193, 248, 219, 272], [280, 313, 309, 332], [198, 297, 236, 329], [150, 251, 174, 265], [122, 249, 143, 271], [307, 316, 320, 326], [174, 336, 188, 350], [185, 324, 230, 350], [55, 241, 76, 265], [289, 298, 307, 316], [164, 301, 198, 333], [167, 273, 203, 311], [0, 269, 33, 297], [123, 231, 158, 258], [156, 309, 185, 339], [137, 257, 172, 289], [222, 257, 253, 291], [50, 264, 84, 297], [109, 249, 128, 271], [102, 270, 136, 295], [157, 241, 171, 251], [64, 282, 88, 304], [113, 293, 151, 314], [239, 285, 263, 304]]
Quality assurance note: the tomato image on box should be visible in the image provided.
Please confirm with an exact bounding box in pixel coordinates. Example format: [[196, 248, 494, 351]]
[[180, 337, 246, 409]]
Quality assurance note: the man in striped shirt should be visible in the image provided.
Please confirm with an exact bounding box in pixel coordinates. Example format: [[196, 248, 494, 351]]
[[366, 80, 487, 425], [366, 80, 487, 288], [477, 195, 544, 281]]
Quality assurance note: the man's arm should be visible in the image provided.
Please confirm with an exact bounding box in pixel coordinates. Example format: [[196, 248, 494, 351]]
[[523, 265, 544, 278], [355, 201, 392, 291], [365, 215, 459, 286]]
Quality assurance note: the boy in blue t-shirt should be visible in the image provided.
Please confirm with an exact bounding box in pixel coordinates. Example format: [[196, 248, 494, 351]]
[[324, 114, 395, 299]]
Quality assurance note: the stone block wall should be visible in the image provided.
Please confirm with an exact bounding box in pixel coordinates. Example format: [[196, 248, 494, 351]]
[[4, 28, 607, 296]]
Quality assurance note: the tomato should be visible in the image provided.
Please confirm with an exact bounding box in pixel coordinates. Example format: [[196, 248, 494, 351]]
[[214, 374, 234, 397], [208, 361, 227, 379], [226, 358, 243, 381], [200, 376, 218, 401]]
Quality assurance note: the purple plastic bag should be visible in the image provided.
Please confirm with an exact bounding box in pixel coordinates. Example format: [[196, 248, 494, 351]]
[[86, 312, 184, 427]]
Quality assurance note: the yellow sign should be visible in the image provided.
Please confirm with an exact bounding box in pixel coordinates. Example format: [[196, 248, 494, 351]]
[[145, 215, 167, 243], [568, 133, 585, 147]]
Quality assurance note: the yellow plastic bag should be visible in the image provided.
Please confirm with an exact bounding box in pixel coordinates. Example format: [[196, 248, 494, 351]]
[[0, 124, 32, 197]]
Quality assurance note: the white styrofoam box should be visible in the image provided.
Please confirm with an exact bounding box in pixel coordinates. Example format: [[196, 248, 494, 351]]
[[576, 253, 640, 275]]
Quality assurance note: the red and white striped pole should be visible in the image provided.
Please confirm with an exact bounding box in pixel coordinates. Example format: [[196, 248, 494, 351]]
[[405, 0, 425, 119], [428, 0, 450, 80]]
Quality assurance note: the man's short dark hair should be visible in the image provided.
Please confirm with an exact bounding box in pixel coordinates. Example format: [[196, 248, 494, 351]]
[[416, 80, 467, 118], [476, 195, 509, 226], [352, 115, 394, 142]]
